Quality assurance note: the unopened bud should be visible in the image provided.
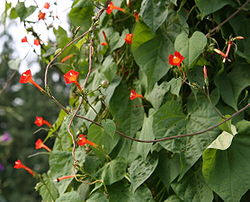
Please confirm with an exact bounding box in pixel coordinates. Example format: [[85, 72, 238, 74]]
[[214, 49, 227, 58], [232, 36, 244, 41], [203, 65, 208, 80], [203, 65, 209, 86], [100, 80, 109, 88]]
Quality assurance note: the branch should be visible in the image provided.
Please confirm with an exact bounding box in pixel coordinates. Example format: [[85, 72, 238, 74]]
[[67, 96, 83, 164], [206, 0, 250, 37], [76, 103, 250, 143], [0, 71, 17, 95]]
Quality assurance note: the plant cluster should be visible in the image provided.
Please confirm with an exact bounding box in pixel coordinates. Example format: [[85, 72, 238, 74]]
[[2, 0, 250, 201]]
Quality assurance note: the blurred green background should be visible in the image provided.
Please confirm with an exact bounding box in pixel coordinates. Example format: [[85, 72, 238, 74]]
[[0, 22, 67, 202]]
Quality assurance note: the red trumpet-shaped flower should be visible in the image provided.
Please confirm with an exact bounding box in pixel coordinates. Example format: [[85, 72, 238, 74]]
[[19, 70, 44, 92], [124, 34, 133, 44], [63, 70, 82, 91], [44, 2, 50, 9], [34, 116, 52, 127], [106, 2, 125, 14], [168, 51, 185, 67], [130, 90, 143, 100], [14, 160, 35, 176], [77, 134, 97, 147], [61, 54, 74, 63], [55, 175, 76, 182], [35, 139, 51, 152], [34, 39, 40, 46], [38, 12, 46, 20], [101, 42, 108, 46], [21, 36, 28, 43]]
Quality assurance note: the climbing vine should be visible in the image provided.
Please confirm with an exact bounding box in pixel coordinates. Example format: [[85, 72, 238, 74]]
[[4, 0, 250, 201]]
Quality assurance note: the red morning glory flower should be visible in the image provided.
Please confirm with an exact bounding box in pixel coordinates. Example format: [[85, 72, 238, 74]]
[[77, 134, 97, 147], [34, 116, 52, 127], [101, 42, 108, 46], [19, 70, 44, 92], [106, 2, 125, 14], [38, 12, 46, 20], [168, 51, 185, 67], [63, 70, 82, 91], [124, 34, 133, 44], [14, 160, 35, 176], [35, 139, 51, 152], [21, 36, 28, 43], [34, 39, 40, 46], [44, 2, 50, 9], [130, 90, 143, 100]]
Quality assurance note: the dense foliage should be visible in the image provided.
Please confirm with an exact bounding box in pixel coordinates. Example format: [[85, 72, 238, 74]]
[[1, 0, 250, 201]]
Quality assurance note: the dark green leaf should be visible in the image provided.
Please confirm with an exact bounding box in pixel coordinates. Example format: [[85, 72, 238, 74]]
[[53, 27, 70, 49], [55, 191, 82, 202], [68, 0, 94, 30], [218, 115, 232, 134], [101, 56, 118, 82], [109, 81, 144, 136], [88, 124, 119, 154], [131, 22, 155, 52], [227, 63, 250, 106], [195, 0, 235, 17], [179, 94, 220, 178], [128, 155, 158, 192], [168, 78, 182, 97], [145, 82, 170, 110], [202, 121, 250, 201], [77, 183, 90, 201], [100, 157, 127, 185], [49, 150, 86, 194], [175, 31, 207, 66], [101, 119, 116, 138], [157, 152, 181, 189], [133, 36, 172, 90], [53, 115, 73, 151], [135, 111, 155, 159], [86, 191, 108, 202], [230, 15, 250, 62], [153, 100, 186, 153], [108, 181, 154, 202], [171, 163, 213, 202], [15, 2, 36, 20], [35, 174, 59, 202], [164, 195, 182, 202], [140, 0, 169, 32], [215, 73, 237, 110]]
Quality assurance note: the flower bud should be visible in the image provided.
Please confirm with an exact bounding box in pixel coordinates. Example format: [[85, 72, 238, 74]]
[[101, 80, 109, 88]]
